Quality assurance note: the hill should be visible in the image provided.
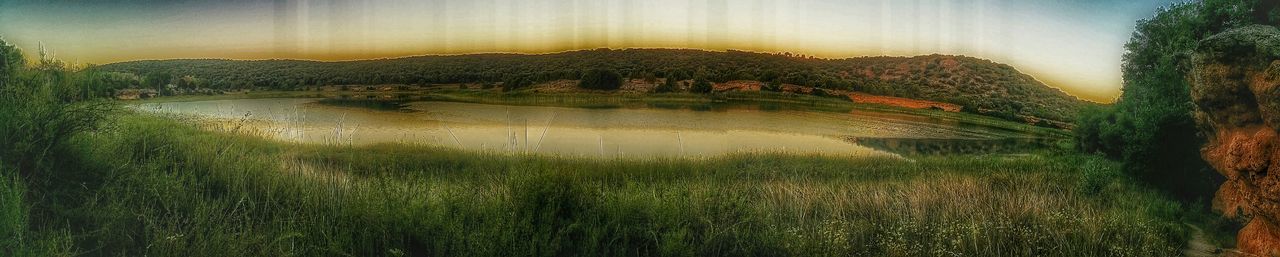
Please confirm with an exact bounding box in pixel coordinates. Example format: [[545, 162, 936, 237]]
[[93, 49, 1091, 123]]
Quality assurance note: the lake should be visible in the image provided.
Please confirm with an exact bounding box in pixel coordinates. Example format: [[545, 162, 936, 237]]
[[135, 98, 1054, 158]]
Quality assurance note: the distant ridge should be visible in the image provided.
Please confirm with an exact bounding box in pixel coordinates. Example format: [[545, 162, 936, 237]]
[[96, 49, 1090, 123]]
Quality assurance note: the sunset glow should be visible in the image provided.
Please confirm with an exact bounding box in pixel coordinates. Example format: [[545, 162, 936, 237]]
[[0, 0, 1177, 102]]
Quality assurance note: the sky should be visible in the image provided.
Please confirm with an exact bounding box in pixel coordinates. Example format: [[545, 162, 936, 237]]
[[0, 0, 1180, 102]]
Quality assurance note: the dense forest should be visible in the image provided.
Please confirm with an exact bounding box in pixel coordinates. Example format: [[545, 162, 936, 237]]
[[1075, 0, 1278, 200], [93, 49, 1090, 123]]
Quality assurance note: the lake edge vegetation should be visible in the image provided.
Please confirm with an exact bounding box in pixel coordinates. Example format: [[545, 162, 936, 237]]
[[1, 35, 1200, 256], [92, 49, 1090, 126], [11, 0, 1279, 253], [1073, 0, 1279, 246]]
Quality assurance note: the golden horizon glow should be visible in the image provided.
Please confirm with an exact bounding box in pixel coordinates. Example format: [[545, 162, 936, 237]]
[[0, 0, 1176, 103]]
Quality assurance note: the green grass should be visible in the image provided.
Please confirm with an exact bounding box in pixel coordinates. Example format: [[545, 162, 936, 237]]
[[7, 112, 1188, 256], [0, 46, 1196, 256]]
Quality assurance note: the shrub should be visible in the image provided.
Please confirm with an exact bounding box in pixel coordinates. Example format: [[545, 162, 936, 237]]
[[578, 69, 623, 90], [503, 76, 531, 92], [653, 78, 677, 93], [762, 80, 782, 92], [0, 42, 113, 178], [0, 40, 21, 88], [690, 78, 713, 94], [810, 88, 829, 97]]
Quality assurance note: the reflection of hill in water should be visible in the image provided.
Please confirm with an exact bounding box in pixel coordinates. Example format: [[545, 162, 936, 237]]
[[845, 137, 1057, 155]]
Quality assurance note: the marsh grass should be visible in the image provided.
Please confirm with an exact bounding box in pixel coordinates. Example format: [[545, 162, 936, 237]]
[[3, 112, 1189, 256]]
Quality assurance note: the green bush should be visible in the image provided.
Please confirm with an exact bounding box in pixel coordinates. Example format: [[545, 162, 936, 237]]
[[0, 68, 115, 178], [1074, 106, 1126, 159], [1072, 0, 1274, 201], [1077, 158, 1121, 195], [0, 39, 21, 87], [810, 88, 829, 97], [690, 78, 713, 94], [503, 75, 531, 92], [578, 69, 623, 90], [653, 78, 678, 93], [762, 80, 782, 92], [0, 37, 103, 257]]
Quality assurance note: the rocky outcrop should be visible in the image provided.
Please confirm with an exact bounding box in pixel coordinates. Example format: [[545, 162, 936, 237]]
[[1190, 24, 1280, 256]]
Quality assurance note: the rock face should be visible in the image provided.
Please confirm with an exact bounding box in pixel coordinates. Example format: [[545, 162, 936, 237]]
[[1190, 25, 1280, 255]]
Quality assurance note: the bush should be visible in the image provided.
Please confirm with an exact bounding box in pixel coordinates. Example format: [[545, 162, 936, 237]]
[[578, 69, 623, 90], [690, 78, 713, 94], [762, 80, 782, 92], [0, 40, 21, 88], [1077, 158, 1121, 195], [503, 76, 531, 92], [1074, 106, 1126, 158], [0, 37, 106, 257], [810, 88, 829, 97], [653, 78, 677, 93]]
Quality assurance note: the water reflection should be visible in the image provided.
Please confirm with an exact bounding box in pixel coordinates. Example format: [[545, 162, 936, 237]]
[[135, 98, 1055, 158]]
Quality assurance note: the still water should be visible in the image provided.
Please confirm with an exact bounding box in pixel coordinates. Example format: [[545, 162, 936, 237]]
[[136, 98, 1052, 158]]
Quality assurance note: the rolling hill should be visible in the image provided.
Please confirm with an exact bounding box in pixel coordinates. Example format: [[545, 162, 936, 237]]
[[94, 49, 1092, 123]]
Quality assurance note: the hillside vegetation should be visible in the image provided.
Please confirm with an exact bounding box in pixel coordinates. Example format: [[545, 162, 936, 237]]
[[1075, 0, 1278, 201], [94, 49, 1090, 123]]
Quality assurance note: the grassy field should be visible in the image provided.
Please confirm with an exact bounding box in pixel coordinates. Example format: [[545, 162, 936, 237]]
[[3, 111, 1189, 256]]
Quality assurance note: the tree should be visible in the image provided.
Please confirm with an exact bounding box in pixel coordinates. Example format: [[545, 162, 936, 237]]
[[578, 69, 622, 90], [653, 78, 677, 93], [763, 79, 783, 92], [144, 72, 172, 89], [1072, 0, 1274, 201], [176, 75, 201, 89], [503, 75, 531, 92], [0, 38, 21, 87], [810, 88, 829, 97], [690, 77, 713, 94], [642, 71, 658, 84]]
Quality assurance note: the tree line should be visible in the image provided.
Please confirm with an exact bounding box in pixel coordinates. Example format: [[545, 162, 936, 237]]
[[95, 48, 1089, 123], [1074, 0, 1278, 201]]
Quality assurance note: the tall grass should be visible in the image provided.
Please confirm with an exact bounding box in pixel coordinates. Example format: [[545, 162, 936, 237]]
[[0, 44, 1185, 255], [27, 112, 1188, 256], [0, 50, 113, 256]]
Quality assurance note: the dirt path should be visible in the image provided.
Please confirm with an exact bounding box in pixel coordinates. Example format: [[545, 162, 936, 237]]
[[1185, 224, 1248, 257]]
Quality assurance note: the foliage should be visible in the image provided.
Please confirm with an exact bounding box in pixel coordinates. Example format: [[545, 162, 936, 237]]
[[0, 39, 21, 87], [652, 78, 678, 93], [503, 75, 531, 92], [763, 79, 782, 92], [577, 69, 623, 90], [93, 49, 1090, 123], [0, 38, 109, 257], [810, 88, 828, 97], [1075, 106, 1130, 159], [11, 113, 1187, 256], [0, 42, 114, 179], [1073, 0, 1277, 200], [690, 77, 713, 94]]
